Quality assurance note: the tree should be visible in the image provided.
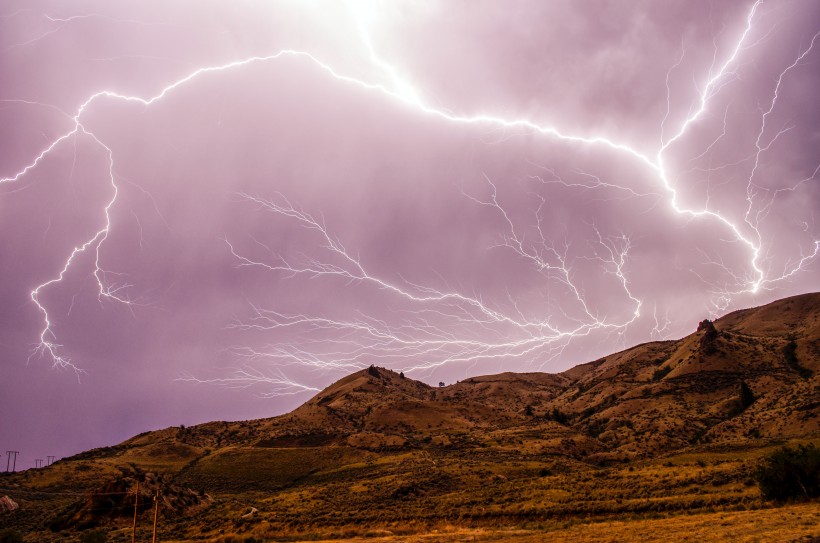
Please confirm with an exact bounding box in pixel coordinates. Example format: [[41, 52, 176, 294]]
[[754, 444, 820, 502], [438, 382, 445, 387]]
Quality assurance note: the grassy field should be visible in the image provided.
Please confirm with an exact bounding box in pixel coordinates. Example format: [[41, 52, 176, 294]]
[[152, 503, 820, 542], [3, 438, 818, 542]]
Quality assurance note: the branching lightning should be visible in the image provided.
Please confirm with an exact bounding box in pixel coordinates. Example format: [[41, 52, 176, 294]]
[[2, 1, 817, 392], [216, 187, 640, 378], [177, 368, 321, 398]]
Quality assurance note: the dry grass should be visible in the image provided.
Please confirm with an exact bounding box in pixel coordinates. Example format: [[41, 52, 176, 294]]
[[5, 436, 818, 542], [174, 503, 820, 543]]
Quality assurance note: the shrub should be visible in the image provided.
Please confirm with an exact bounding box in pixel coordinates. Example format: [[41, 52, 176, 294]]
[[783, 340, 812, 378], [79, 529, 107, 543], [754, 444, 820, 502], [0, 529, 23, 543], [547, 408, 569, 425], [587, 419, 608, 439], [652, 365, 672, 381]]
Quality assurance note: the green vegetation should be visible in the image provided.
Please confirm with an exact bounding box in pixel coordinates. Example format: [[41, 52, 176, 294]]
[[754, 444, 820, 502]]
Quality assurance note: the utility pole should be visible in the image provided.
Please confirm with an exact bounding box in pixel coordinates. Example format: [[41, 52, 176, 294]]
[[132, 480, 139, 543], [152, 489, 160, 543], [5, 451, 19, 472], [35, 459, 43, 468], [47, 456, 55, 466]]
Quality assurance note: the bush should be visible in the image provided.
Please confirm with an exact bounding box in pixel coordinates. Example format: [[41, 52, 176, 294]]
[[783, 340, 812, 378], [754, 444, 820, 502], [547, 407, 569, 425], [0, 529, 23, 543], [79, 529, 107, 543], [652, 365, 672, 381]]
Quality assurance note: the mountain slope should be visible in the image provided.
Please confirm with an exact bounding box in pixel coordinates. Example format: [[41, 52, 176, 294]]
[[2, 293, 818, 542], [543, 293, 819, 460]]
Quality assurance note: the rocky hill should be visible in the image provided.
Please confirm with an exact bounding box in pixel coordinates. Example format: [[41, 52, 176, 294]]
[[1, 293, 818, 542]]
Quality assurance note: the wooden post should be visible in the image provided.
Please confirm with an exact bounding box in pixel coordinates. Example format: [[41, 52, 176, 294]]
[[152, 489, 160, 543], [132, 480, 139, 543], [5, 451, 19, 472]]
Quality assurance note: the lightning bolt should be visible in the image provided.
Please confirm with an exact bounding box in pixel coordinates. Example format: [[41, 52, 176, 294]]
[[2, 1, 817, 390], [177, 368, 321, 398], [744, 29, 820, 259], [650, 305, 672, 341], [24, 126, 125, 373], [222, 187, 640, 377]]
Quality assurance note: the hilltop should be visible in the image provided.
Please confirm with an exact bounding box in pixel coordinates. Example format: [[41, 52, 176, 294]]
[[1, 293, 818, 542]]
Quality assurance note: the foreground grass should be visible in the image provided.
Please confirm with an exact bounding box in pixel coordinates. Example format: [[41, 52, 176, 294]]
[[5, 439, 819, 542], [231, 503, 818, 543]]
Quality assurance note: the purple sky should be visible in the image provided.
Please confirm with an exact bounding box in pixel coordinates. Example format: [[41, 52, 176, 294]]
[[1, 1, 818, 470]]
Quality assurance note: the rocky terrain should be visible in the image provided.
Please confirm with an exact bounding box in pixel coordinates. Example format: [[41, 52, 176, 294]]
[[1, 292, 818, 542]]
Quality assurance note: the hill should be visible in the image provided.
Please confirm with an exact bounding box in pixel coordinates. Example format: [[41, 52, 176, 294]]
[[1, 293, 818, 542]]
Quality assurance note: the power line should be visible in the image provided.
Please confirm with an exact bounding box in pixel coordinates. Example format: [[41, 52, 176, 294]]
[[0, 481, 168, 538], [152, 489, 160, 543], [132, 480, 139, 543], [5, 451, 19, 472]]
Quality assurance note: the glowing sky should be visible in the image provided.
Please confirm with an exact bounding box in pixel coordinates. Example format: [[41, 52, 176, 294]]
[[1, 1, 818, 469]]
